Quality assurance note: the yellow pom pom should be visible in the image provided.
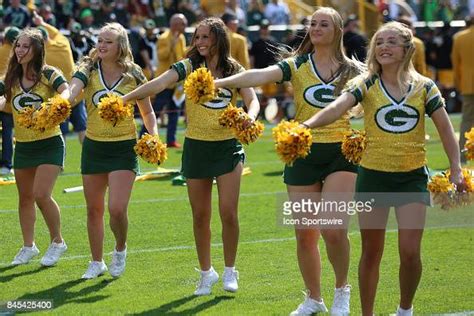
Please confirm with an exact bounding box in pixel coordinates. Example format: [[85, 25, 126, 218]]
[[134, 133, 168, 165], [97, 93, 134, 126], [17, 107, 37, 129], [429, 168, 474, 210], [341, 129, 366, 164], [464, 127, 474, 161], [272, 120, 312, 166], [33, 95, 71, 132], [219, 104, 264, 144], [184, 67, 216, 104]]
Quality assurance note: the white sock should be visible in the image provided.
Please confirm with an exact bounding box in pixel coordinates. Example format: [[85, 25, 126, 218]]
[[201, 267, 214, 275], [224, 266, 235, 274], [398, 305, 413, 315]]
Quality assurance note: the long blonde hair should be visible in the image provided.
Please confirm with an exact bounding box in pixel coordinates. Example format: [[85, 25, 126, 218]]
[[292, 7, 362, 95], [365, 21, 424, 96], [76, 23, 136, 82]]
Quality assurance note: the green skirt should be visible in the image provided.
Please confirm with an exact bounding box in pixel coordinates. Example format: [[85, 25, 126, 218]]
[[284, 142, 358, 185], [14, 135, 65, 169], [182, 137, 245, 179], [355, 166, 430, 207], [81, 137, 139, 174]]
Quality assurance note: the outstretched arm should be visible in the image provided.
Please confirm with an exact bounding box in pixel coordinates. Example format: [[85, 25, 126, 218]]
[[123, 69, 178, 103], [302, 92, 356, 128], [57, 82, 71, 100], [431, 107, 465, 189], [137, 97, 158, 136], [215, 65, 283, 89]]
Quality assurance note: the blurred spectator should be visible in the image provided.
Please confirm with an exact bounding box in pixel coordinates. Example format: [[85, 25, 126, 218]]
[[423, 0, 438, 21], [222, 13, 250, 69], [343, 15, 367, 61], [287, 16, 309, 49], [79, 8, 95, 30], [39, 4, 56, 26], [452, 15, 474, 163], [95, 1, 117, 27], [67, 21, 95, 64], [250, 19, 278, 69], [141, 19, 158, 79], [225, 0, 246, 26], [113, 0, 130, 28], [200, 0, 226, 17], [3, 0, 30, 28], [0, 26, 19, 176], [264, 0, 290, 25], [144, 13, 188, 148], [55, 0, 79, 29], [434, 23, 453, 83], [398, 16, 427, 76], [247, 0, 265, 26]]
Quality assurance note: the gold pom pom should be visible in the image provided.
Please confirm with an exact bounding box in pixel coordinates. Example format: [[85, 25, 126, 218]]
[[428, 168, 474, 210], [33, 95, 71, 132], [97, 93, 134, 126], [134, 133, 168, 165], [218, 104, 264, 144], [17, 107, 37, 129], [341, 129, 366, 164], [184, 67, 216, 104], [464, 127, 474, 161], [272, 120, 313, 166]]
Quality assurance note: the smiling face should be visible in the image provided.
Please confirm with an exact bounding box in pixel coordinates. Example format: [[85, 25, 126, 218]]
[[97, 30, 119, 61], [15, 35, 34, 65], [309, 12, 336, 46], [374, 29, 406, 66], [194, 25, 215, 58]]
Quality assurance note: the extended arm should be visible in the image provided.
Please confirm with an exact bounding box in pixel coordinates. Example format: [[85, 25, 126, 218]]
[[137, 97, 158, 136], [303, 92, 356, 128], [239, 87, 260, 120], [215, 65, 283, 89], [122, 69, 178, 103]]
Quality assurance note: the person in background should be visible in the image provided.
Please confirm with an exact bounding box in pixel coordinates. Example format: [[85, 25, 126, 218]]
[[264, 0, 290, 25], [0, 26, 19, 176], [246, 0, 265, 26], [343, 14, 367, 61], [3, 0, 30, 28], [142, 13, 188, 148], [221, 13, 250, 69], [452, 14, 474, 163]]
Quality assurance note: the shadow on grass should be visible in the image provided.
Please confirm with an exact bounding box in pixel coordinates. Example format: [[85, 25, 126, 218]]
[[0, 266, 46, 283], [263, 170, 283, 177], [15, 278, 115, 311], [0, 264, 19, 274], [132, 295, 234, 315]]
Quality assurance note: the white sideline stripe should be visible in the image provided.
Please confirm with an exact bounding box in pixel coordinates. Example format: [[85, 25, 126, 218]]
[[1, 226, 471, 267], [0, 191, 282, 213]]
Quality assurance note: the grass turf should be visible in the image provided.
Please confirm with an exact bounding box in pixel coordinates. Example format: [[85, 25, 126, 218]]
[[0, 114, 472, 315]]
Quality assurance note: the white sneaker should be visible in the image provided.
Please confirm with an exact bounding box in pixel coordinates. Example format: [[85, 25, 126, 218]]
[[222, 268, 239, 292], [194, 267, 219, 296], [0, 166, 13, 176], [82, 260, 108, 279], [11, 244, 40, 265], [40, 240, 68, 266], [331, 285, 351, 315], [290, 293, 328, 316], [109, 247, 127, 278], [395, 306, 413, 316]]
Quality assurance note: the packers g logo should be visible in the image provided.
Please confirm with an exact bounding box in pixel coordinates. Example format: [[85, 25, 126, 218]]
[[12, 92, 43, 112], [375, 104, 419, 133], [303, 84, 335, 108], [92, 90, 124, 107], [203, 88, 232, 109]]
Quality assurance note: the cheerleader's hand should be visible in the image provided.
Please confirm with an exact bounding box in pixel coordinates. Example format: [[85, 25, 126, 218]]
[[449, 167, 467, 192], [0, 96, 6, 112], [241, 115, 255, 129]]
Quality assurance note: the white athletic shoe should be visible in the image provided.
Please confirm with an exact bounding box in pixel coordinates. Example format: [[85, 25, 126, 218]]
[[11, 244, 40, 265], [395, 305, 413, 316], [109, 247, 127, 278], [222, 268, 239, 292], [290, 292, 328, 316], [40, 240, 68, 266], [331, 284, 351, 315], [194, 267, 219, 296], [82, 260, 108, 279]]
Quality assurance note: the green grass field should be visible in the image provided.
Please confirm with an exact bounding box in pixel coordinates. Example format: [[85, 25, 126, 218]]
[[0, 115, 473, 315]]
